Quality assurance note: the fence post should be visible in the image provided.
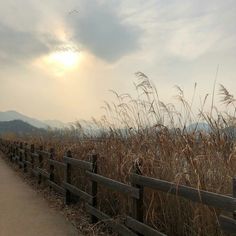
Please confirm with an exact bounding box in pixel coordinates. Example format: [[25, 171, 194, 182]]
[[12, 142, 15, 162], [49, 148, 55, 189], [38, 146, 43, 184], [233, 177, 236, 219], [16, 142, 19, 165], [91, 154, 98, 223], [6, 141, 10, 156], [65, 150, 72, 205], [30, 144, 35, 175], [19, 142, 23, 169], [131, 160, 144, 235], [9, 143, 13, 162], [23, 143, 28, 172]]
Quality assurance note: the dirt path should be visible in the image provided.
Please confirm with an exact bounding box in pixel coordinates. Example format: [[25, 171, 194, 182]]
[[0, 155, 78, 236]]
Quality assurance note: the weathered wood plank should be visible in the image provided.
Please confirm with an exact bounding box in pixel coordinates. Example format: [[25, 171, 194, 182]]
[[37, 168, 50, 179], [85, 204, 137, 236], [86, 171, 140, 199], [91, 154, 98, 224], [131, 163, 144, 229], [47, 180, 65, 194], [63, 182, 92, 204], [233, 178, 236, 219], [131, 174, 236, 212], [125, 216, 166, 236], [49, 148, 55, 192], [219, 215, 236, 234], [65, 151, 72, 204], [48, 159, 66, 168], [64, 156, 92, 171]]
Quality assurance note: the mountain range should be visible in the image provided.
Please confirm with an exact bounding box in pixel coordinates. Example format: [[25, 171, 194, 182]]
[[0, 110, 100, 136], [0, 110, 67, 129], [0, 110, 235, 139], [0, 120, 44, 136]]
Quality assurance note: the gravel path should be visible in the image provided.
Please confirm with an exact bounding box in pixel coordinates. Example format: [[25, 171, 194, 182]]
[[0, 155, 78, 236]]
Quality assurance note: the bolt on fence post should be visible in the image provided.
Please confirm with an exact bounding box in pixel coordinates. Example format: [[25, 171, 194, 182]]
[[49, 148, 55, 190], [131, 160, 144, 235], [65, 150, 72, 205], [233, 177, 236, 219], [91, 154, 98, 224], [38, 146, 43, 184]]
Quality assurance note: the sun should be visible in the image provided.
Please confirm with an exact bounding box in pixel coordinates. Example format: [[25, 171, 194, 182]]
[[34, 44, 83, 77], [48, 50, 80, 69]]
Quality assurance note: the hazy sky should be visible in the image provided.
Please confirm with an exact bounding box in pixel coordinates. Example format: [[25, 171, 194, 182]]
[[0, 0, 235, 122]]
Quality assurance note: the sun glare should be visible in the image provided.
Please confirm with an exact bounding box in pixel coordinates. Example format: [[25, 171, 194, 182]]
[[48, 50, 79, 69], [34, 46, 83, 77]]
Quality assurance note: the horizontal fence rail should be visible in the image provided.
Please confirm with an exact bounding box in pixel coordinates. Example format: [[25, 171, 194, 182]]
[[63, 182, 93, 204], [125, 216, 167, 236], [219, 215, 236, 234], [0, 138, 236, 236], [64, 156, 93, 171], [86, 171, 140, 199], [48, 159, 66, 168], [131, 173, 236, 212], [85, 203, 139, 236], [47, 180, 65, 194]]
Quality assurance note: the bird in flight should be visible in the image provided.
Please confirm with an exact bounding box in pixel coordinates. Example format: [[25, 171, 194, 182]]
[[68, 9, 79, 15]]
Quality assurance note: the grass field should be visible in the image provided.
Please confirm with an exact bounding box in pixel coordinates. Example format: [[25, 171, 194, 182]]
[[5, 74, 236, 235]]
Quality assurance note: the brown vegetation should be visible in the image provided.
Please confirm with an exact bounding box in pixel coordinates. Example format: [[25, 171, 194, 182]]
[[4, 73, 236, 236]]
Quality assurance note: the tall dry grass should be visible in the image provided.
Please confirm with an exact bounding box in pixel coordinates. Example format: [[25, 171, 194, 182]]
[[6, 73, 236, 235]]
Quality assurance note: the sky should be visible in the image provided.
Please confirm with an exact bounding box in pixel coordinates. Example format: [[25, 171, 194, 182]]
[[0, 0, 235, 122]]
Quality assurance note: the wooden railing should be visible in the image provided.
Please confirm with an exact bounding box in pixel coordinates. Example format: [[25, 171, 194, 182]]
[[0, 139, 236, 235]]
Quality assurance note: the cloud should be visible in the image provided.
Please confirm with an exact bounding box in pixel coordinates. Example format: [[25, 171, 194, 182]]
[[136, 0, 236, 62], [0, 22, 61, 66], [67, 0, 142, 62], [166, 2, 236, 60], [166, 20, 221, 60]]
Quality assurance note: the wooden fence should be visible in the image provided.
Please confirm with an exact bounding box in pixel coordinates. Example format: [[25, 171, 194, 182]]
[[0, 139, 236, 236]]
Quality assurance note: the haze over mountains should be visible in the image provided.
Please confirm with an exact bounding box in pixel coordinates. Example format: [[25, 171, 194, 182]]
[[0, 120, 44, 136], [0, 110, 214, 133], [0, 110, 68, 129], [0, 110, 235, 140], [0, 110, 99, 136]]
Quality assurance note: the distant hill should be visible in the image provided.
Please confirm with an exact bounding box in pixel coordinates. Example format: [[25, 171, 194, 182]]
[[0, 120, 44, 135], [0, 110, 67, 129], [0, 110, 47, 128], [186, 123, 236, 140], [186, 122, 212, 133], [222, 126, 236, 140], [43, 119, 67, 129]]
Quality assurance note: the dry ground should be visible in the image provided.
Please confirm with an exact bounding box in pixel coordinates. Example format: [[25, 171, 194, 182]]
[[0, 154, 78, 236]]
